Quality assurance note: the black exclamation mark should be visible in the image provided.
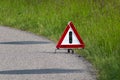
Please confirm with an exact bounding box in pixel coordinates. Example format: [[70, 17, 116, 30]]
[[69, 31, 72, 44]]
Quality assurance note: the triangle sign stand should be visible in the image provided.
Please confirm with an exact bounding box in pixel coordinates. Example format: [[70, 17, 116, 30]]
[[55, 21, 85, 53]]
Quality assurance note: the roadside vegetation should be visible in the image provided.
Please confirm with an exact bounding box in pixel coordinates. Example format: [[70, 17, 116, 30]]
[[0, 0, 120, 80]]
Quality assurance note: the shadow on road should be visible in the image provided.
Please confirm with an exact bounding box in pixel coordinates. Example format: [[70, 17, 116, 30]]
[[0, 68, 84, 75], [0, 41, 51, 45]]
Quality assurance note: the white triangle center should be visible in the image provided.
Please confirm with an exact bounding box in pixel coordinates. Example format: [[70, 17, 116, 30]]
[[61, 27, 81, 45]]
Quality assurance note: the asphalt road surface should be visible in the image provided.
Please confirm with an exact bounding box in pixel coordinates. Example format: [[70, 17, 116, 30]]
[[0, 26, 96, 80]]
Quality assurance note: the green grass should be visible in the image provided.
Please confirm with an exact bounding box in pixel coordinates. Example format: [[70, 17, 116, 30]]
[[0, 0, 120, 80]]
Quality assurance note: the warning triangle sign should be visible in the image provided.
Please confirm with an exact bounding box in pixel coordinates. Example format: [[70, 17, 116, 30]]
[[56, 21, 85, 49]]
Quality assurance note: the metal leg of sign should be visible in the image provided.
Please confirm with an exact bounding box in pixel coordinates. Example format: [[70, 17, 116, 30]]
[[68, 49, 70, 53], [68, 49, 74, 54], [55, 48, 67, 53], [55, 49, 74, 54], [54, 49, 58, 53], [72, 49, 74, 54]]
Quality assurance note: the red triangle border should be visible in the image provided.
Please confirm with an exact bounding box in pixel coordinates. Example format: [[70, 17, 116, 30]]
[[56, 21, 85, 49]]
